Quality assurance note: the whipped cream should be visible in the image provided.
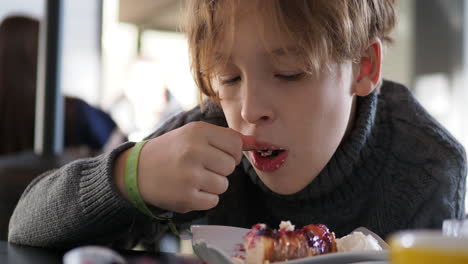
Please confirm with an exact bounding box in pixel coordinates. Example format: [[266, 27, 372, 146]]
[[279, 221, 295, 232], [336, 231, 382, 252]]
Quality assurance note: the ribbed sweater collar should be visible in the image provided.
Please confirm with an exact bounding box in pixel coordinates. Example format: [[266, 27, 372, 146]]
[[242, 91, 379, 201]]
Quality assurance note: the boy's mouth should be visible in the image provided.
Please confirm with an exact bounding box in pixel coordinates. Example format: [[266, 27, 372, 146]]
[[246, 144, 288, 172]]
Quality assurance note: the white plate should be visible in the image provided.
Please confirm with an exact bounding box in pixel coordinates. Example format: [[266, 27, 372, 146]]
[[191, 225, 389, 264]]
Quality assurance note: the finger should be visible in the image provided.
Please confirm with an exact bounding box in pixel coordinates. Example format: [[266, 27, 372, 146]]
[[197, 170, 229, 195], [240, 134, 256, 151], [190, 191, 219, 211], [202, 146, 237, 176], [227, 130, 256, 151], [206, 127, 244, 164]]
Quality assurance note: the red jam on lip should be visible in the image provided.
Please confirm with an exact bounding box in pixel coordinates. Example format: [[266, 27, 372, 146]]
[[250, 150, 288, 172], [244, 139, 288, 172]]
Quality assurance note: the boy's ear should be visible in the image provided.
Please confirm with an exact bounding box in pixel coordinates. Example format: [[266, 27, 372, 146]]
[[353, 38, 382, 96]]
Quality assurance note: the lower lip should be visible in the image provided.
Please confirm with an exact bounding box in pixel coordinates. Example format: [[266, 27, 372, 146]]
[[249, 151, 288, 172]]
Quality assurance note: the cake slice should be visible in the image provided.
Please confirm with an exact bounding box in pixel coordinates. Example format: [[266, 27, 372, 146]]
[[243, 221, 337, 264]]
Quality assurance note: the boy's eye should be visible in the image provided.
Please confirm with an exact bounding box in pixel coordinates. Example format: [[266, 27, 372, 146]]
[[219, 72, 305, 85], [275, 72, 305, 81], [220, 76, 241, 85]]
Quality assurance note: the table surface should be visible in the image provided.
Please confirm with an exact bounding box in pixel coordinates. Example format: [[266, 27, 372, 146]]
[[0, 240, 392, 264], [0, 240, 202, 264]]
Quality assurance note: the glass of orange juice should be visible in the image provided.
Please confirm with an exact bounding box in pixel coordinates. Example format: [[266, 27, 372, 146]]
[[389, 230, 468, 264]]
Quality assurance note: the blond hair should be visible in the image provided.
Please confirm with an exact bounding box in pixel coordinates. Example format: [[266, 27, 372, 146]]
[[183, 0, 396, 104]]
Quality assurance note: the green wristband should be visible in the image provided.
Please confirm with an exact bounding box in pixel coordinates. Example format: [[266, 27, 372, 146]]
[[125, 140, 179, 236]]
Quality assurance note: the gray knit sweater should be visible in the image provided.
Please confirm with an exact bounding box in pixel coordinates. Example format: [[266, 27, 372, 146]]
[[8, 80, 467, 250]]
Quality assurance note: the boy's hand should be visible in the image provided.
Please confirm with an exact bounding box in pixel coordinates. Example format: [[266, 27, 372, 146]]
[[115, 122, 249, 214]]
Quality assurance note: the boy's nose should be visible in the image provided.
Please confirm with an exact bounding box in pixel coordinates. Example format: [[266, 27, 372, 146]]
[[240, 81, 275, 125]]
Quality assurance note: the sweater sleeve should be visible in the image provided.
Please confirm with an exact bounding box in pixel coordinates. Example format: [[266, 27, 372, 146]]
[[8, 142, 141, 249]]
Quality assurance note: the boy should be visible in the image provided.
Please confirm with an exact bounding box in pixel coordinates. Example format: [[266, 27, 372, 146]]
[[9, 0, 466, 251]]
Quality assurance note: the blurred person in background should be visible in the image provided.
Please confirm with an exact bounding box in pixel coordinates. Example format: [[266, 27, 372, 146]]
[[0, 15, 125, 157]]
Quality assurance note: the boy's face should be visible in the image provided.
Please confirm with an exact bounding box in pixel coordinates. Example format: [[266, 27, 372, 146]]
[[212, 12, 357, 195]]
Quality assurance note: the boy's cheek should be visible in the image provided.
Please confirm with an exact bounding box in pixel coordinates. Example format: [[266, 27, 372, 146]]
[[219, 104, 240, 128]]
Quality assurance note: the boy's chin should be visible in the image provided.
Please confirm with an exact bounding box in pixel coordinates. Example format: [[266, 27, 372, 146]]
[[256, 172, 310, 195]]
